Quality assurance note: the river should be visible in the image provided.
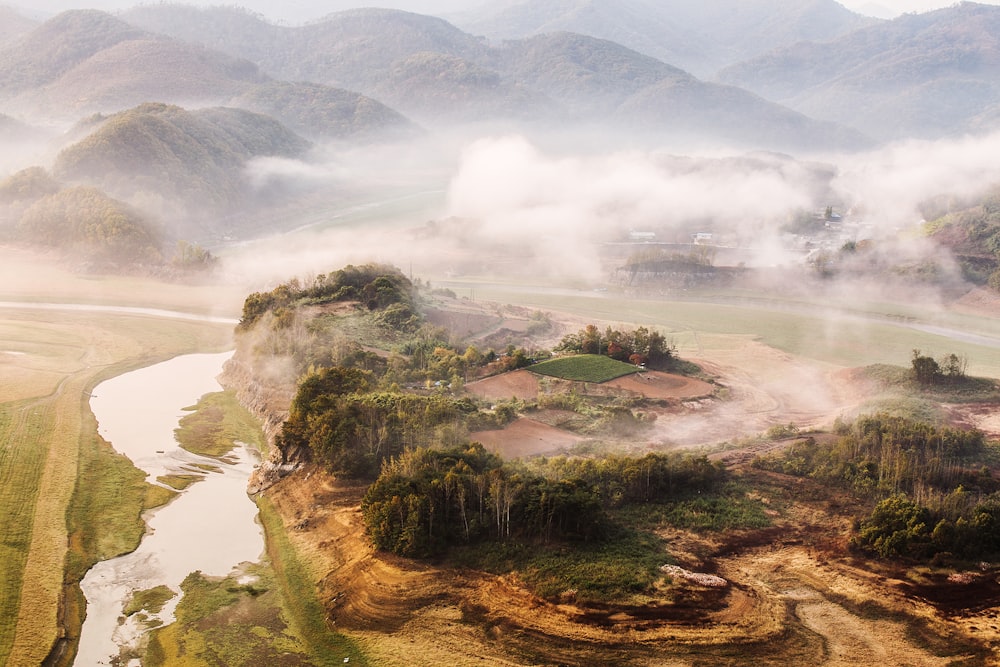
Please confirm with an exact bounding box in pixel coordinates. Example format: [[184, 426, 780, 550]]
[[74, 352, 265, 666]]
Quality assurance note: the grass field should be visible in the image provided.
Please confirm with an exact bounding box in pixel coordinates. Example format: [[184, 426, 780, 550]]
[[257, 496, 369, 666], [437, 281, 1000, 378], [531, 354, 639, 383], [175, 391, 267, 459]]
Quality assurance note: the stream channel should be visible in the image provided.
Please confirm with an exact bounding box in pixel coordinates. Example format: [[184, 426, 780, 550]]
[[74, 352, 265, 666]]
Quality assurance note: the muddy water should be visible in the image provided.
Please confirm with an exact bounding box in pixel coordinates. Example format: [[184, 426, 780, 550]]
[[75, 352, 264, 666]]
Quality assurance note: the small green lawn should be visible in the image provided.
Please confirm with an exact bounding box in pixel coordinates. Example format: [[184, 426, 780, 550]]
[[530, 355, 639, 383]]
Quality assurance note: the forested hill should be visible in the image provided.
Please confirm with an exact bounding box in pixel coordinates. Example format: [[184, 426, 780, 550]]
[[123, 6, 491, 93], [0, 9, 417, 141], [718, 2, 1000, 140], [455, 0, 875, 78], [228, 81, 418, 142], [923, 184, 1000, 289], [494, 32, 871, 151], [125, 6, 554, 128], [121, 5, 871, 151], [0, 10, 145, 94], [52, 103, 310, 231]]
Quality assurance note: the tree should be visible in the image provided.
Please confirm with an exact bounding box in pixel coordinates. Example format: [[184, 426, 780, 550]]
[[854, 494, 932, 558], [941, 353, 967, 383], [911, 349, 941, 387], [581, 324, 602, 355], [171, 240, 217, 270]]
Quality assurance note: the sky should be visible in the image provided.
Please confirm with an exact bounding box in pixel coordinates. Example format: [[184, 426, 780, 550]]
[[11, 0, 1000, 23]]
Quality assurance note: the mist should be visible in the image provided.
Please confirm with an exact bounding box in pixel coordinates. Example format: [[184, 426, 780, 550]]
[[13, 0, 1000, 23], [9, 0, 500, 23], [214, 126, 1000, 304], [831, 131, 1000, 229]]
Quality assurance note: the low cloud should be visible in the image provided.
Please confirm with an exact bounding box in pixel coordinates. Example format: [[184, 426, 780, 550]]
[[831, 130, 1000, 230]]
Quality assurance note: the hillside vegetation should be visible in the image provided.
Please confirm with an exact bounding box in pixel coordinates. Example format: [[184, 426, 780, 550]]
[[923, 183, 1000, 288], [228, 81, 417, 141], [16, 186, 163, 268], [0, 6, 36, 45], [756, 413, 1000, 562], [51, 103, 309, 232], [0, 8, 416, 142], [218, 261, 1000, 664], [119, 5, 872, 150], [458, 0, 875, 78], [0, 10, 145, 94], [719, 3, 1000, 139]]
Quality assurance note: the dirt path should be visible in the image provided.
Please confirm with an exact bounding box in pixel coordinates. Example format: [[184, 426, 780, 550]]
[[722, 547, 959, 667]]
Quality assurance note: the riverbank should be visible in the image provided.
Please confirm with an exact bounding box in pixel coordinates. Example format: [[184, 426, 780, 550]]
[[0, 246, 237, 666]]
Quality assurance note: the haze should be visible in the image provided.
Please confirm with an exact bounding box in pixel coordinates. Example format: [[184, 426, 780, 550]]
[[11, 0, 1000, 22], [8, 0, 1000, 665]]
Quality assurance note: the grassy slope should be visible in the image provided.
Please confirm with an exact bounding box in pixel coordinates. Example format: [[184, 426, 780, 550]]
[[257, 497, 368, 666]]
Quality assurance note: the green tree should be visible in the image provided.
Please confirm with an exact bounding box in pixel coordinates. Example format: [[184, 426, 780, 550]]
[[911, 349, 941, 387], [854, 494, 932, 558]]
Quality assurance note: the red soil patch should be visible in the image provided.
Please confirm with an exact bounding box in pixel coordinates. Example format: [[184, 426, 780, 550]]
[[466, 368, 715, 403], [465, 369, 540, 401], [605, 371, 715, 400], [471, 418, 583, 458]]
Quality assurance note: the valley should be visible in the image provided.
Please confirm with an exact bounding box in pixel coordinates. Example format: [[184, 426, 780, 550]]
[[4, 0, 1000, 664]]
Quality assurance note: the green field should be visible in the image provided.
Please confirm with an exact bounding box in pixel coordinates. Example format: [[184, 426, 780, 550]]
[[438, 281, 1000, 378], [530, 354, 640, 383]]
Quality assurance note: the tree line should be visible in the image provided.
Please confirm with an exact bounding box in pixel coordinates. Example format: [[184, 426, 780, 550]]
[[239, 263, 418, 330], [756, 413, 1000, 561], [555, 324, 676, 369], [362, 445, 726, 558]]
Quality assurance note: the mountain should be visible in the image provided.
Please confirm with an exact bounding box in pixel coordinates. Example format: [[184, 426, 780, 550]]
[[457, 0, 876, 77], [365, 52, 558, 125], [119, 5, 869, 151], [125, 5, 541, 126], [124, 6, 490, 90], [0, 9, 417, 143], [228, 81, 419, 142], [120, 5, 283, 64], [718, 3, 1000, 140], [20, 37, 269, 117], [614, 75, 871, 151], [495, 32, 688, 115], [51, 103, 310, 235], [494, 32, 871, 150], [0, 10, 265, 117], [0, 10, 145, 96]]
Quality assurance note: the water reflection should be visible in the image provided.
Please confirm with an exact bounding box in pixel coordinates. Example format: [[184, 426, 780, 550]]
[[76, 352, 264, 666]]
